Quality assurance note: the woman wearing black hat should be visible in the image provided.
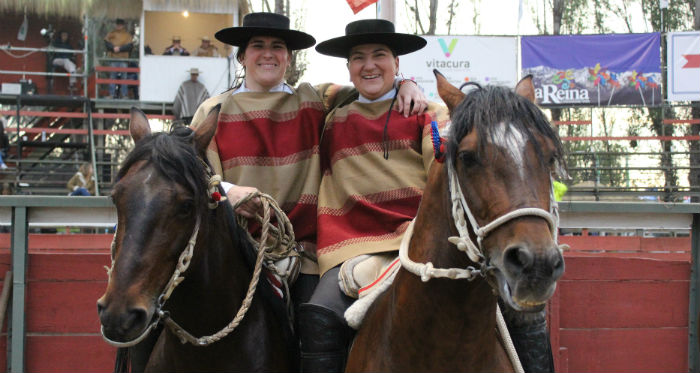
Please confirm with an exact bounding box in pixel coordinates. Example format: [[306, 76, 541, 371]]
[[306, 19, 555, 373], [187, 12, 426, 365], [296, 19, 448, 373]]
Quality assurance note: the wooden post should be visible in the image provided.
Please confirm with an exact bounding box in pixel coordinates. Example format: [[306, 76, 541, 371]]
[[0, 271, 13, 328], [376, 0, 395, 23]]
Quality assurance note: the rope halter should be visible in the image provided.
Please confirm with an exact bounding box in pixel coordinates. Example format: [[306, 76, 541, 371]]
[[101, 218, 200, 348], [102, 160, 300, 347], [398, 160, 562, 373], [101, 161, 272, 347], [399, 159, 564, 283]]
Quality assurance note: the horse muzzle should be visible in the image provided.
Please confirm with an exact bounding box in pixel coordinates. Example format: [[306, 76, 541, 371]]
[[489, 244, 564, 312], [97, 296, 155, 344]]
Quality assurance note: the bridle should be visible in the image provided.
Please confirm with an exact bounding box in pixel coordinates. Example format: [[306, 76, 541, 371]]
[[399, 158, 563, 282], [101, 216, 202, 347], [398, 157, 565, 373], [101, 162, 270, 347]]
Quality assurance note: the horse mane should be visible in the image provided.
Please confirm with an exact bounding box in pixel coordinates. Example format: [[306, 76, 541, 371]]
[[446, 85, 565, 172], [117, 127, 296, 352]]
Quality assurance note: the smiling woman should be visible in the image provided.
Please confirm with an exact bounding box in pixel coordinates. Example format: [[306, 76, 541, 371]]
[[347, 44, 398, 100], [184, 12, 428, 373], [236, 36, 292, 91]]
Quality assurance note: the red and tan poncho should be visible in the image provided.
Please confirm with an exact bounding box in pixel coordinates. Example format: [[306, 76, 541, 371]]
[[190, 82, 350, 274], [316, 99, 449, 275]]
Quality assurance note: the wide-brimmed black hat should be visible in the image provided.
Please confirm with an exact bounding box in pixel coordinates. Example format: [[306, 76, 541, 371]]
[[316, 19, 426, 58], [215, 12, 315, 50]]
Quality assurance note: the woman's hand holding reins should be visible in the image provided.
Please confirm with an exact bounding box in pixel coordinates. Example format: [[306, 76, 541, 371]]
[[227, 185, 262, 218]]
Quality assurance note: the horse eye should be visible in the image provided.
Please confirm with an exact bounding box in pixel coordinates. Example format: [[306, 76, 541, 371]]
[[177, 200, 194, 217], [458, 151, 478, 166]]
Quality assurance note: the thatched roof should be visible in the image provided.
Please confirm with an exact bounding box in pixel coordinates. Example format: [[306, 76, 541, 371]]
[[1, 0, 249, 19], [1, 0, 91, 18]]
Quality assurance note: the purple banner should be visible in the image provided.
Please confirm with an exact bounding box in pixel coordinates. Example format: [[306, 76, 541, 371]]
[[521, 33, 661, 106]]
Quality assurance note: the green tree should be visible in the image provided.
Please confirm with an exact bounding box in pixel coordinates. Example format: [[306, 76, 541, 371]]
[[639, 0, 696, 201], [405, 0, 439, 35]]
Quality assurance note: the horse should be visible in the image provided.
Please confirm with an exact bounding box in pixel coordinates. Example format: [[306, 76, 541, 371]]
[[345, 71, 566, 372], [96, 106, 296, 372]]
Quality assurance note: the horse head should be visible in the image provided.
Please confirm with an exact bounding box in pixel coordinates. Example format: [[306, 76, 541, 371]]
[[97, 106, 220, 343], [435, 70, 566, 312]]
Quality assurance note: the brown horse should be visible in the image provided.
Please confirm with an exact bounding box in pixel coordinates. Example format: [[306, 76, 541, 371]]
[[345, 72, 566, 372], [97, 107, 296, 372]]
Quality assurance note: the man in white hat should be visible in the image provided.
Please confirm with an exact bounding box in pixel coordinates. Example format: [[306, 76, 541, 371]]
[[163, 36, 190, 56], [172, 68, 209, 124], [194, 36, 219, 57]]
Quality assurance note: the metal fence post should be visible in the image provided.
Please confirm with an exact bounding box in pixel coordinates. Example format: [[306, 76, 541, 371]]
[[689, 212, 700, 373], [9, 206, 27, 373]]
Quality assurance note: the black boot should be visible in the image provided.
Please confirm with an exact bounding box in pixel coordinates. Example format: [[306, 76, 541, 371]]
[[298, 303, 353, 373], [499, 302, 555, 373]]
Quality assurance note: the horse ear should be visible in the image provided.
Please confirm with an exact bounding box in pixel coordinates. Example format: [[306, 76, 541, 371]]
[[129, 107, 151, 143], [434, 69, 465, 112], [515, 74, 536, 103], [193, 104, 221, 154]]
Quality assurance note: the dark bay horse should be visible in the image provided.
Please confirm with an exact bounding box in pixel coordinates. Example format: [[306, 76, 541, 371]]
[[346, 72, 566, 372], [97, 107, 295, 372]]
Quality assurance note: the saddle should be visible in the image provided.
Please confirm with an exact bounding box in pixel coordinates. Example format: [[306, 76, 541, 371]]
[[338, 253, 400, 329]]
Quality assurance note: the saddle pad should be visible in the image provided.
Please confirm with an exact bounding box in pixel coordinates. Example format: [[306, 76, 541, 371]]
[[338, 253, 399, 299], [341, 254, 401, 329]]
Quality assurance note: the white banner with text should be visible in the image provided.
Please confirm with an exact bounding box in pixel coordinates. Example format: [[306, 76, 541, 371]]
[[399, 35, 518, 104]]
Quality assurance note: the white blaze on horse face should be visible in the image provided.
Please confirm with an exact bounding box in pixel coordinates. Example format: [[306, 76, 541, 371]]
[[491, 121, 527, 179]]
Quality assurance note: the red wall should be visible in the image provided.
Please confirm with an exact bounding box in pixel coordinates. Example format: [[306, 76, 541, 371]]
[[0, 232, 691, 372], [0, 234, 114, 373], [551, 235, 692, 373]]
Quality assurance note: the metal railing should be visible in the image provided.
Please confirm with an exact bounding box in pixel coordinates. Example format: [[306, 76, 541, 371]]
[[0, 41, 89, 97]]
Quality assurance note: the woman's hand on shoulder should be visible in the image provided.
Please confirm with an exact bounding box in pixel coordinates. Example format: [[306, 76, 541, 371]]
[[226, 185, 262, 218], [396, 80, 428, 117]]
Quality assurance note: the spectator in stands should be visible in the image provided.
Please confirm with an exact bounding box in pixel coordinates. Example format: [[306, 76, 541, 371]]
[[127, 61, 139, 100], [194, 36, 219, 57], [163, 36, 190, 56], [173, 68, 209, 125], [67, 162, 95, 196], [1, 183, 13, 195], [51, 30, 79, 91], [104, 19, 133, 99]]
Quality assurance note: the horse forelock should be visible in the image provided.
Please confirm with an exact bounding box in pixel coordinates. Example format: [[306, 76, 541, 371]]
[[118, 127, 208, 215], [446, 85, 565, 173]]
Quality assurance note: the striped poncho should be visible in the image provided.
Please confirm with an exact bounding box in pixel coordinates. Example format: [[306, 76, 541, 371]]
[[316, 99, 450, 275], [173, 80, 210, 120], [190, 82, 350, 274]]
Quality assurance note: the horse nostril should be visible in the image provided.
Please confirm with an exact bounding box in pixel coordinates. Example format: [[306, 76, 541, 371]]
[[124, 307, 148, 331], [549, 251, 565, 279], [96, 300, 106, 316], [503, 246, 534, 276]]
